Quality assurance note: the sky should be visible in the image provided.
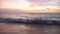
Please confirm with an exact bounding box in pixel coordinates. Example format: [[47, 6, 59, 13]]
[[0, 0, 60, 13]]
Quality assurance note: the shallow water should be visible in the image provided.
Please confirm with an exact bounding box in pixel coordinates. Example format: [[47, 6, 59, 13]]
[[0, 23, 60, 34]]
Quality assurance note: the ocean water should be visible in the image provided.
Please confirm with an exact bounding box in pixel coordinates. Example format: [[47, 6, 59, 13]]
[[0, 13, 60, 34], [0, 13, 60, 20]]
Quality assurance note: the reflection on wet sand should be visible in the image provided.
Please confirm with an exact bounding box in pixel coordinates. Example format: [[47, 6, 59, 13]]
[[0, 23, 60, 34]]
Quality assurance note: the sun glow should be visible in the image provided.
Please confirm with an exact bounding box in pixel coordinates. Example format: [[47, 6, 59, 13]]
[[0, 0, 60, 13]]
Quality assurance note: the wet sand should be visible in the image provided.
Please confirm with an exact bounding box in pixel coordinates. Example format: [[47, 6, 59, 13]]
[[0, 23, 60, 34]]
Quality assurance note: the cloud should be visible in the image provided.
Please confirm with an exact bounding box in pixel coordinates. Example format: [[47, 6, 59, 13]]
[[0, 0, 31, 9], [27, 0, 60, 6], [0, 0, 60, 9]]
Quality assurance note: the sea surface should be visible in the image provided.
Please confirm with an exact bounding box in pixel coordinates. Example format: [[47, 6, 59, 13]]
[[0, 13, 60, 20], [0, 13, 60, 34]]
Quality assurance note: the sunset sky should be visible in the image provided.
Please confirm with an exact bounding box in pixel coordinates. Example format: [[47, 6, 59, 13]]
[[0, 0, 60, 13]]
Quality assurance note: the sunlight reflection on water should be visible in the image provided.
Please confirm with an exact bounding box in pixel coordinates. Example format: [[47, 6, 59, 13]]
[[0, 13, 60, 21], [0, 13, 60, 19]]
